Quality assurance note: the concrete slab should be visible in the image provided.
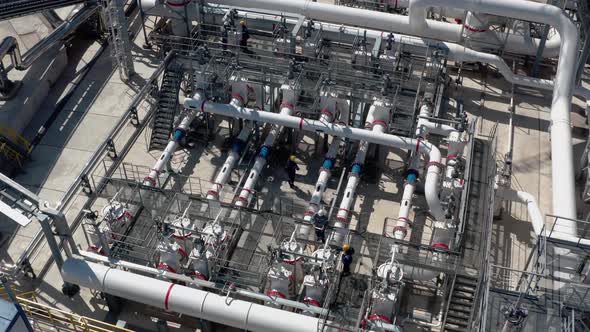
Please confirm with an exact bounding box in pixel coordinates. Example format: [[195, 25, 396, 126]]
[[38, 110, 120, 152]]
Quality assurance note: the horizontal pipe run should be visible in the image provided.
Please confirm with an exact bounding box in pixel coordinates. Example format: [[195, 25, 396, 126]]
[[62, 259, 322, 332], [184, 97, 446, 221]]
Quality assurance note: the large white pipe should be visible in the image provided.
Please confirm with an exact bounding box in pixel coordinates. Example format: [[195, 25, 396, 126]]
[[410, 0, 580, 226], [497, 188, 544, 236], [298, 97, 343, 238], [184, 97, 445, 222], [332, 101, 390, 246], [61, 259, 321, 332], [201, 0, 560, 57], [206, 97, 251, 200], [144, 91, 206, 187], [235, 99, 295, 207]]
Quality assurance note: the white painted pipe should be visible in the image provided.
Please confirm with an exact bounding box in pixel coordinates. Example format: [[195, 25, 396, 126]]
[[144, 91, 206, 187], [393, 154, 420, 240], [332, 101, 390, 246], [235, 102, 294, 207], [201, 0, 561, 57], [497, 188, 544, 236], [184, 97, 445, 223], [409, 0, 580, 225], [138, 1, 589, 101], [207, 98, 251, 200], [61, 259, 321, 332], [298, 97, 347, 238]]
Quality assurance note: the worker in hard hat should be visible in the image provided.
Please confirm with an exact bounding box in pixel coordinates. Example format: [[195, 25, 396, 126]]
[[340, 244, 355, 276], [239, 20, 251, 53], [312, 209, 329, 243], [285, 155, 299, 188]]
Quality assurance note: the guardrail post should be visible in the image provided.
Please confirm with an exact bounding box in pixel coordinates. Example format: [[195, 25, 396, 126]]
[[0, 274, 34, 331], [106, 138, 118, 159], [81, 174, 93, 195], [129, 106, 139, 126]]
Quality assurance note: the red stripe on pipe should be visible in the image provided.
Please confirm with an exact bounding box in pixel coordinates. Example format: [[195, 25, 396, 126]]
[[158, 263, 177, 273], [426, 161, 445, 168], [463, 24, 487, 33], [173, 232, 193, 240], [207, 190, 219, 197], [280, 102, 294, 109], [303, 298, 321, 307], [369, 314, 393, 324], [372, 119, 387, 127], [267, 290, 287, 299], [144, 176, 156, 186], [432, 243, 449, 250], [237, 196, 249, 204], [200, 99, 207, 112], [299, 117, 304, 130], [178, 247, 188, 257], [415, 137, 421, 153], [164, 283, 175, 310], [447, 154, 457, 160], [166, 0, 191, 7], [231, 94, 245, 105], [320, 109, 333, 117], [398, 217, 410, 221], [304, 210, 316, 216]]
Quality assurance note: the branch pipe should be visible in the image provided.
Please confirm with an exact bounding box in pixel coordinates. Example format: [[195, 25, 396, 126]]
[[144, 90, 206, 187], [409, 0, 580, 224], [332, 100, 390, 245], [61, 259, 322, 332], [298, 95, 346, 238], [206, 93, 251, 200], [235, 87, 297, 207], [183, 97, 445, 223], [198, 0, 561, 57], [497, 188, 544, 236]]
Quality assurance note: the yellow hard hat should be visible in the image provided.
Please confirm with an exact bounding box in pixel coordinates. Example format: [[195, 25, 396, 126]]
[[240, 20, 246, 25], [343, 244, 350, 251], [290, 155, 296, 161]]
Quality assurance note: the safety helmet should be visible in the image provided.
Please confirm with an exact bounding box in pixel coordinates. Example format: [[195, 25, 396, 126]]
[[318, 209, 326, 217], [290, 155, 296, 161], [240, 20, 246, 25], [343, 244, 350, 251]]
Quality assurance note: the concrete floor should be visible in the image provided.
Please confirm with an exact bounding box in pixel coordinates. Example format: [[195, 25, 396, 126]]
[[1, 5, 589, 332]]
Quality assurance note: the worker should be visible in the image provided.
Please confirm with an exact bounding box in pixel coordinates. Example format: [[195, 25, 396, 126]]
[[239, 20, 251, 53], [341, 244, 355, 276], [312, 209, 329, 243], [285, 155, 299, 188]]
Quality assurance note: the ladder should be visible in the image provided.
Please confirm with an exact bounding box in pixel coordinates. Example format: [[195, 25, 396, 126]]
[[102, 0, 135, 81], [148, 65, 183, 151]]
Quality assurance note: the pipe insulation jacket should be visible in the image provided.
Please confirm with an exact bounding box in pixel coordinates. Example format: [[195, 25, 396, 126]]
[[194, 0, 561, 57], [61, 259, 321, 332], [207, 96, 251, 200], [144, 91, 205, 187], [235, 101, 295, 207], [298, 97, 346, 238], [497, 188, 544, 236], [409, 0, 580, 226], [184, 97, 445, 222]]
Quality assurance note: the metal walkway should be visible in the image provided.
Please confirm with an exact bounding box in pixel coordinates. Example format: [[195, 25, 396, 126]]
[[0, 0, 88, 21]]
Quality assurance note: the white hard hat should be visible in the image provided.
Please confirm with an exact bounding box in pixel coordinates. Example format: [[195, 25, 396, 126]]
[[318, 209, 326, 217]]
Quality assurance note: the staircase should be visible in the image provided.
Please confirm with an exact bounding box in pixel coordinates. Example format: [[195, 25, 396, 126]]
[[444, 275, 479, 332], [149, 65, 183, 151]]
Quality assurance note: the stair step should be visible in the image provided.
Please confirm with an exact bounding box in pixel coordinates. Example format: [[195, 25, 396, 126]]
[[456, 276, 478, 287], [454, 284, 476, 293], [451, 291, 475, 300], [447, 310, 471, 320], [445, 317, 468, 327], [448, 304, 472, 314], [444, 325, 467, 332]]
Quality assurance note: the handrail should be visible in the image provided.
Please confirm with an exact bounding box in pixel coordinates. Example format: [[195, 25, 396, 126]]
[[16, 297, 134, 332]]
